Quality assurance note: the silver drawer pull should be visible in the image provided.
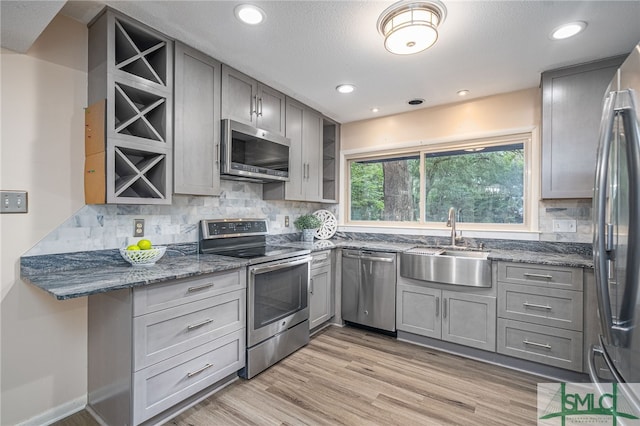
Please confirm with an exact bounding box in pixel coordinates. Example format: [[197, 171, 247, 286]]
[[187, 318, 214, 330], [523, 273, 553, 280], [523, 339, 552, 350], [186, 363, 214, 378], [187, 283, 214, 293], [523, 302, 552, 310]]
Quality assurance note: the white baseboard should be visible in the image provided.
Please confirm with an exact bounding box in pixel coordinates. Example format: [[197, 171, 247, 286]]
[[16, 396, 86, 426]]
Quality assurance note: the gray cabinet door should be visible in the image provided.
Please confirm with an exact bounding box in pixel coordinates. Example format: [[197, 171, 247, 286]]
[[284, 99, 304, 200], [310, 263, 332, 329], [396, 284, 441, 339], [221, 64, 257, 127], [257, 84, 286, 136], [266, 97, 323, 202], [174, 42, 221, 196], [442, 291, 496, 351], [541, 56, 623, 198], [301, 107, 323, 201]]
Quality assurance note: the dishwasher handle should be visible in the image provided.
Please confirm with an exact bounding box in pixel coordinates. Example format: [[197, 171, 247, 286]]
[[343, 251, 395, 263]]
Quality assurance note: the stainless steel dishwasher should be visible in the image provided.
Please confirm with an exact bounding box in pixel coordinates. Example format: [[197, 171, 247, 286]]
[[341, 249, 397, 332]]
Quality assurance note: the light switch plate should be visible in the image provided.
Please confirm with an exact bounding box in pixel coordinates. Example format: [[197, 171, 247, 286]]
[[553, 219, 576, 233], [1, 190, 28, 213]]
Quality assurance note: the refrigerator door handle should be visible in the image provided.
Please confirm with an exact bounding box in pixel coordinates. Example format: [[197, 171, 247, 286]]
[[616, 89, 640, 333], [594, 90, 618, 342]]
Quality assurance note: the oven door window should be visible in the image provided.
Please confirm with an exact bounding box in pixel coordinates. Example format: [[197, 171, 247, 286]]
[[253, 261, 308, 329]]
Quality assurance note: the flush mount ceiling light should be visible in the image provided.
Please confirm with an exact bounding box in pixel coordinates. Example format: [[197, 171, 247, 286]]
[[377, 0, 447, 55], [457, 89, 470, 97], [234, 4, 266, 25], [550, 21, 587, 40], [336, 84, 355, 94]]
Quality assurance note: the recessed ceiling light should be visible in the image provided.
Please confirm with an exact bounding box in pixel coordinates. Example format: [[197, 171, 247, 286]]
[[371, 107, 380, 113], [234, 4, 266, 25], [457, 89, 470, 97], [550, 21, 586, 40], [408, 98, 424, 106], [336, 84, 355, 94]]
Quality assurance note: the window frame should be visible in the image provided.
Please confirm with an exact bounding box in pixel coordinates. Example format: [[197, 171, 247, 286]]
[[344, 133, 533, 232]]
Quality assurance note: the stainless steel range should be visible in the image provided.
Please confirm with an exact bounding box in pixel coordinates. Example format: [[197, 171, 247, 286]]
[[199, 219, 311, 379]]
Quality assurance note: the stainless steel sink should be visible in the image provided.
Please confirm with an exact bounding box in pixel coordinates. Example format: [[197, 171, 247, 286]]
[[400, 247, 492, 287], [437, 250, 490, 259]]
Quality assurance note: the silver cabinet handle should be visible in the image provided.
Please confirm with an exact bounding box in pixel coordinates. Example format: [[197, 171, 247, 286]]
[[215, 143, 219, 166], [523, 273, 553, 280], [435, 297, 440, 317], [523, 302, 552, 310], [443, 298, 447, 319], [187, 363, 214, 378], [187, 318, 214, 330], [523, 339, 551, 350], [252, 95, 258, 116], [187, 283, 214, 293], [310, 278, 314, 295], [258, 97, 263, 116]]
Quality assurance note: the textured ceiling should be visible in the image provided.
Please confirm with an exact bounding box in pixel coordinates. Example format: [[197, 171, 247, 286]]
[[5, 1, 640, 123], [0, 1, 66, 53]]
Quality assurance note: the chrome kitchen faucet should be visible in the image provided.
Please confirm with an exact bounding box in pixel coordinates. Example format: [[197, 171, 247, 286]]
[[446, 207, 463, 246]]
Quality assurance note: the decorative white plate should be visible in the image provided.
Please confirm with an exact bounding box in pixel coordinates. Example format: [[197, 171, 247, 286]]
[[313, 210, 337, 240]]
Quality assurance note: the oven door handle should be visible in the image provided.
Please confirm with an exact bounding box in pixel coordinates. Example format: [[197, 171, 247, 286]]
[[250, 256, 312, 275]]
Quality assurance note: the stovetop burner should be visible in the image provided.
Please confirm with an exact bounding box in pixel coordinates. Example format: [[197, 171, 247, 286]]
[[199, 219, 310, 264]]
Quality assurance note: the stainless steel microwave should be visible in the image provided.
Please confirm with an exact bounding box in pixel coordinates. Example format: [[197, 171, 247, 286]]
[[220, 119, 290, 182]]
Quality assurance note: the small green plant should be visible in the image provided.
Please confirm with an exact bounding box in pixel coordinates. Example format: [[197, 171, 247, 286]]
[[294, 214, 321, 230]]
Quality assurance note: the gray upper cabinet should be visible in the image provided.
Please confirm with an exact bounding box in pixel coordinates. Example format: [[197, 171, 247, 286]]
[[541, 56, 624, 199], [174, 42, 221, 196], [263, 97, 323, 202], [221, 64, 285, 136], [87, 8, 173, 205], [322, 118, 340, 203]]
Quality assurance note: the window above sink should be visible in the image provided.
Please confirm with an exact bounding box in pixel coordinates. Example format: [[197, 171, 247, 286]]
[[345, 132, 533, 232]]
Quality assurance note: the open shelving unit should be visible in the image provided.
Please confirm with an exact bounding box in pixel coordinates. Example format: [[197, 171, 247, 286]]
[[86, 9, 173, 204]]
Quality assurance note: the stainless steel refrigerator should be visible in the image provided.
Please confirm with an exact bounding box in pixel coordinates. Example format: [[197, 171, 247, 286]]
[[591, 42, 640, 411]]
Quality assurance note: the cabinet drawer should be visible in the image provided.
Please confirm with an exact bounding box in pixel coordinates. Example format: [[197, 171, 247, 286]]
[[311, 250, 331, 269], [497, 262, 583, 291], [497, 319, 583, 372], [133, 269, 246, 316], [133, 329, 245, 425], [498, 283, 583, 331], [134, 290, 245, 370]]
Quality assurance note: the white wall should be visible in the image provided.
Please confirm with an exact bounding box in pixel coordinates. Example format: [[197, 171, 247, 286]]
[[1, 15, 88, 425], [341, 88, 593, 243]]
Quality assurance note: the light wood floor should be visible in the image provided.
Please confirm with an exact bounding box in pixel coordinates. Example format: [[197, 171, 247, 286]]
[[55, 326, 541, 425]]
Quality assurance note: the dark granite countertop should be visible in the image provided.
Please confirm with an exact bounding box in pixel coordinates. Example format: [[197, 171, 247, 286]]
[[281, 240, 594, 268], [22, 238, 593, 301], [21, 245, 249, 300]]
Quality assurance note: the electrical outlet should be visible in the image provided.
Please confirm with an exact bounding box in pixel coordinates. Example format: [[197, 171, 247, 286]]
[[553, 219, 576, 233], [1, 190, 28, 213], [285, 216, 290, 227], [134, 219, 144, 237]]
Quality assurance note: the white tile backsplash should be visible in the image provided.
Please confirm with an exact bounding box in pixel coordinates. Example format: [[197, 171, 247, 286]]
[[25, 180, 332, 255]]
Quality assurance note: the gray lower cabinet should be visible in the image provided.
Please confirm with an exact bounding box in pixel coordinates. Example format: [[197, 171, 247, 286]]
[[541, 56, 624, 198], [309, 250, 333, 329], [496, 261, 584, 372], [497, 319, 583, 372], [88, 269, 246, 426], [396, 282, 496, 351], [173, 42, 221, 196]]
